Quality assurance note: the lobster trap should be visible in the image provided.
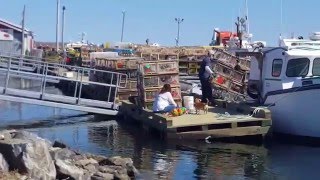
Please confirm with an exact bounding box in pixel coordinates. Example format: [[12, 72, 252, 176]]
[[211, 62, 248, 103]]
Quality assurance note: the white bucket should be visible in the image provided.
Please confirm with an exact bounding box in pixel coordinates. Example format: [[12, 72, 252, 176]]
[[183, 96, 195, 110]]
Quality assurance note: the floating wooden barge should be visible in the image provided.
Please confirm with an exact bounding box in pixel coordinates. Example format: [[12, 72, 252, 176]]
[[119, 99, 272, 141]]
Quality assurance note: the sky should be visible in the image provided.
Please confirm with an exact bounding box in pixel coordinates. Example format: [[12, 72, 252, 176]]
[[1, 0, 320, 47]]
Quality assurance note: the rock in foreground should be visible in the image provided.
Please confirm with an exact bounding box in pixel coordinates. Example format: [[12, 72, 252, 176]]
[[0, 130, 137, 180]]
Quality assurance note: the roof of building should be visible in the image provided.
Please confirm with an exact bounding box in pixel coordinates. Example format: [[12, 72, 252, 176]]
[[0, 18, 31, 34]]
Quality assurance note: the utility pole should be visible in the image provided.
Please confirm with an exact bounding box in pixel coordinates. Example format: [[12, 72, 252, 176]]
[[121, 11, 126, 42], [21, 5, 26, 56], [61, 6, 66, 63], [175, 18, 184, 47], [56, 0, 60, 52]]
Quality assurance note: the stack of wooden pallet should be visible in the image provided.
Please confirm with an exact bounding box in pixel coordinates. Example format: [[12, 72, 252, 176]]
[[137, 59, 182, 110]]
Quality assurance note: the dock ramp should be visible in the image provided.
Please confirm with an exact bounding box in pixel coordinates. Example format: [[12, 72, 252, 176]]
[[0, 54, 127, 115]]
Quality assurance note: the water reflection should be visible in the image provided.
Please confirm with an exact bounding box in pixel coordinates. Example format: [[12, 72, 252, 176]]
[[2, 110, 319, 180], [0, 77, 87, 128], [0, 100, 87, 128], [24, 117, 273, 179]]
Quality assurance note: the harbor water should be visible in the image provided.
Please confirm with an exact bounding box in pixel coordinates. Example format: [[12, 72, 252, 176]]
[[1, 80, 320, 179]]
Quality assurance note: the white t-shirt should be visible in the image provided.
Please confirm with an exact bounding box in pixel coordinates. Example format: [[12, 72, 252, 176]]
[[152, 92, 177, 112]]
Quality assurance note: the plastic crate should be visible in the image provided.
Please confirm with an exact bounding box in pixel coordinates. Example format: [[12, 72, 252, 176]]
[[157, 62, 178, 74]]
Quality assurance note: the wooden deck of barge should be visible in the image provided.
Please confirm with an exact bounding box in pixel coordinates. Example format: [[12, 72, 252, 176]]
[[119, 99, 272, 141]]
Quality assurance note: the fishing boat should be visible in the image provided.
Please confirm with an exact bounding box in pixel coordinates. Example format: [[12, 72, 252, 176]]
[[239, 32, 320, 138]]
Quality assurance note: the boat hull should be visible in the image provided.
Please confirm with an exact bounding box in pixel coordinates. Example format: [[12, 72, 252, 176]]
[[265, 88, 320, 138]]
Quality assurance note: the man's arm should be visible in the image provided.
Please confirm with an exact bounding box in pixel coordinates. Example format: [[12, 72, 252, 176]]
[[205, 66, 213, 74], [205, 58, 214, 74]]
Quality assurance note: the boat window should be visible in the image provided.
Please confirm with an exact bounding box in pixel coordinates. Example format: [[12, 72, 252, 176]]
[[286, 58, 310, 77], [272, 59, 282, 77], [313, 58, 320, 76]]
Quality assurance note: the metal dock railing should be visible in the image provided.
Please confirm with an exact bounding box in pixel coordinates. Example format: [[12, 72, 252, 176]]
[[0, 54, 127, 115]]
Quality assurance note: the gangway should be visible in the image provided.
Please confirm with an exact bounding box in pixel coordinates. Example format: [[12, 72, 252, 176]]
[[0, 55, 127, 115]]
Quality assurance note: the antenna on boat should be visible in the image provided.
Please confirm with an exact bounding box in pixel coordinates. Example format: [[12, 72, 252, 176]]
[[245, 0, 249, 36], [281, 0, 283, 34], [279, 0, 284, 46]]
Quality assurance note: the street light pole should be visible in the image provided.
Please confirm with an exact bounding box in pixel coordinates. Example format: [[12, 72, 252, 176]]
[[56, 0, 60, 52], [121, 11, 126, 42], [61, 6, 66, 63], [175, 18, 184, 47], [21, 5, 26, 56]]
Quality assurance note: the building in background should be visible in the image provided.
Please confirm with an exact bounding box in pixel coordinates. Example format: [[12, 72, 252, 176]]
[[0, 18, 34, 55]]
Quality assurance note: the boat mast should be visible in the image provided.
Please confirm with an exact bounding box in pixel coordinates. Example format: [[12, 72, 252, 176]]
[[279, 0, 283, 46]]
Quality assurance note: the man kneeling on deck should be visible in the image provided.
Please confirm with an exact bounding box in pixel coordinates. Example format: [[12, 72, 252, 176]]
[[198, 50, 216, 105], [152, 84, 177, 114]]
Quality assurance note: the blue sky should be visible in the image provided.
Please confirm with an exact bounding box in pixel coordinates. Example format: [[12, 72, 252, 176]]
[[1, 0, 320, 46]]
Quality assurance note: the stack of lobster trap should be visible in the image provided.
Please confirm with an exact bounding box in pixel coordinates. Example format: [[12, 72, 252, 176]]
[[178, 48, 207, 76], [136, 55, 182, 110], [210, 47, 251, 101], [89, 57, 143, 101]]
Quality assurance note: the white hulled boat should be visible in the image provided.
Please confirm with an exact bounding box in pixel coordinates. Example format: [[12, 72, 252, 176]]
[[243, 32, 320, 137]]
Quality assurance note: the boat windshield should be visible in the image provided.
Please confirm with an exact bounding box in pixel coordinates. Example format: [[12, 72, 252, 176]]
[[286, 58, 310, 77], [312, 58, 320, 76]]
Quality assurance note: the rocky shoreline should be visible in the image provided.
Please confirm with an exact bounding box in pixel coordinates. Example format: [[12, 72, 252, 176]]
[[0, 130, 138, 180]]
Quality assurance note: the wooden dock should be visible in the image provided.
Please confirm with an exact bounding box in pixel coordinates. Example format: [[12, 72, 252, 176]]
[[119, 99, 272, 141]]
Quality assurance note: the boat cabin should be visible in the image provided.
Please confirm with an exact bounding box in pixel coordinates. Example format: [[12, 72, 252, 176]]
[[242, 36, 320, 104]]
